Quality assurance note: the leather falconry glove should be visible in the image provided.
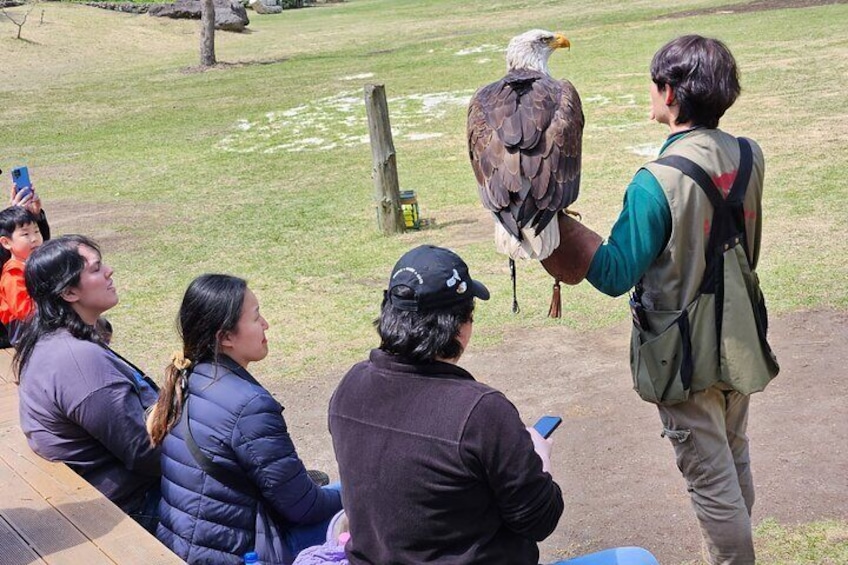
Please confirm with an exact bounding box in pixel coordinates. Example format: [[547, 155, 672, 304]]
[[540, 213, 603, 317]]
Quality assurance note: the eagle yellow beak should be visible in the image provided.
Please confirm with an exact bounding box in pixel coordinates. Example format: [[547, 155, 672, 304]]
[[551, 34, 571, 50]]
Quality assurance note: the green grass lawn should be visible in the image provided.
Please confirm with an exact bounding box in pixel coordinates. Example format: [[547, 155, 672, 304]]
[[3, 0, 845, 382], [1, 1, 847, 562], [679, 519, 848, 565]]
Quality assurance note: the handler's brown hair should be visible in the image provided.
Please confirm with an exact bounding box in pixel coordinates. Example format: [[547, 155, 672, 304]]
[[650, 35, 741, 129]]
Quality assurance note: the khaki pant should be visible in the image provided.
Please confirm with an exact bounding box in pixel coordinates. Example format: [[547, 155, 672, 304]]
[[657, 386, 755, 565]]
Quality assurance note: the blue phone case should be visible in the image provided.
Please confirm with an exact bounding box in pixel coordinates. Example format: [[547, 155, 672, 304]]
[[11, 167, 32, 199], [533, 416, 562, 439]]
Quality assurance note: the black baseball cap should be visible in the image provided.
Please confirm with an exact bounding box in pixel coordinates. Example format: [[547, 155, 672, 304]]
[[386, 245, 490, 312]]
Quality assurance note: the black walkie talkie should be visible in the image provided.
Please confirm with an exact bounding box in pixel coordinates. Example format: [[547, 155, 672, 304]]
[[629, 289, 650, 332]]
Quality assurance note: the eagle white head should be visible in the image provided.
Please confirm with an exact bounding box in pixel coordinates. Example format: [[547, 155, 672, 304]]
[[506, 29, 571, 75]]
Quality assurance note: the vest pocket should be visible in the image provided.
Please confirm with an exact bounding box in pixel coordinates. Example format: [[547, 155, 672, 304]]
[[718, 246, 780, 394], [630, 293, 724, 405], [630, 244, 779, 405], [630, 299, 699, 405]]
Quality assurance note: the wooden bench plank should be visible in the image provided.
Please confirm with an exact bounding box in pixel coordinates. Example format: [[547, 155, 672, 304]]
[[0, 426, 182, 564], [0, 376, 182, 565], [0, 514, 47, 565], [0, 349, 17, 431], [0, 456, 113, 564], [1, 427, 97, 495], [0, 386, 18, 428], [0, 348, 14, 384]]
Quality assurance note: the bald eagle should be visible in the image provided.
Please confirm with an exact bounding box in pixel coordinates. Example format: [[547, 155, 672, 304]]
[[467, 29, 584, 313]]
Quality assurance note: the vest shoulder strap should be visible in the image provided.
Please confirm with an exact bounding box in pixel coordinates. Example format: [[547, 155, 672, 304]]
[[653, 137, 755, 281], [730, 137, 753, 202], [653, 137, 753, 208], [652, 137, 756, 360], [653, 153, 723, 207]]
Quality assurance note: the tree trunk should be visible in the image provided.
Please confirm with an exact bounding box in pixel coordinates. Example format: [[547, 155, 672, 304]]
[[199, 0, 216, 67], [364, 84, 405, 235]]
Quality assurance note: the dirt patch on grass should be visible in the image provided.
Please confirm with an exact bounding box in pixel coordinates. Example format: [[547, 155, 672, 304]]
[[283, 308, 848, 564], [46, 198, 168, 254], [660, 0, 847, 19]]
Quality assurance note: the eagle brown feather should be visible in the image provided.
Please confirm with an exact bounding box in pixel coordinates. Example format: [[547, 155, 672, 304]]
[[468, 58, 584, 260]]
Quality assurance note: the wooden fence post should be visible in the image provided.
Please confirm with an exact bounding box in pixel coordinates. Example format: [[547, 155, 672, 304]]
[[364, 84, 405, 235]]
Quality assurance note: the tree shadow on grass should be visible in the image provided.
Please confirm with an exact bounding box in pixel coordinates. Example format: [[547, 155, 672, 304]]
[[4, 37, 41, 45], [181, 56, 290, 74]]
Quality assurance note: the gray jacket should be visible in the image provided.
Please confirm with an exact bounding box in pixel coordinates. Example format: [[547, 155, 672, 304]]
[[18, 328, 160, 512]]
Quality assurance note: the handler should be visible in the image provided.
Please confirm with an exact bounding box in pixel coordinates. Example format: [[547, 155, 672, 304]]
[[542, 35, 778, 565]]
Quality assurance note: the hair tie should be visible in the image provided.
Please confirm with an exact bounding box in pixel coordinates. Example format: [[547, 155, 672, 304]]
[[172, 351, 192, 371], [172, 351, 191, 395]]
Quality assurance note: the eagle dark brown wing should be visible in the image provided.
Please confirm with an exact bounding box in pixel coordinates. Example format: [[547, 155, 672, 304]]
[[468, 68, 583, 240]]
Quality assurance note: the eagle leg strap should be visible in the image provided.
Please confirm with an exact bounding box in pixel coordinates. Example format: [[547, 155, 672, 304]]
[[510, 258, 520, 314], [548, 279, 562, 318]]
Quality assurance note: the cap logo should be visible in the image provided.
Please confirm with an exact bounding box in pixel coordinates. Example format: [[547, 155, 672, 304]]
[[393, 267, 424, 285], [446, 269, 467, 294]]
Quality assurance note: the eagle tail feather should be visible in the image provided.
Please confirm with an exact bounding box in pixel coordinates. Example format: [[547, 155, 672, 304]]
[[493, 220, 560, 261]]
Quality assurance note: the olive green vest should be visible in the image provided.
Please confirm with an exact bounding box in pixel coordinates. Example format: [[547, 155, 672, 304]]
[[629, 129, 779, 405], [642, 129, 764, 311]]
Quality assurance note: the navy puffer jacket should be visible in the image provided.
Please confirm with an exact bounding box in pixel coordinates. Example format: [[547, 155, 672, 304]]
[[156, 356, 342, 564]]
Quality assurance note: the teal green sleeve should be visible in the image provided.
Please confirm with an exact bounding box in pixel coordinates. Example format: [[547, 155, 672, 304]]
[[585, 169, 672, 297]]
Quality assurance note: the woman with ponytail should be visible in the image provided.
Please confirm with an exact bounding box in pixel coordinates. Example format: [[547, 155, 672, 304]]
[[150, 274, 342, 564], [16, 235, 161, 531]]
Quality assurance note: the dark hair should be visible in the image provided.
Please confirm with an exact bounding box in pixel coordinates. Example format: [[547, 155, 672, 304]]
[[0, 206, 38, 237], [650, 35, 740, 129], [13, 235, 103, 382], [148, 274, 247, 446], [0, 206, 39, 268], [95, 317, 113, 342], [376, 286, 474, 363]]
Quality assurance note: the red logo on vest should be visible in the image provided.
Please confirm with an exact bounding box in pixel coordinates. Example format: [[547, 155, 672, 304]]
[[713, 170, 736, 198]]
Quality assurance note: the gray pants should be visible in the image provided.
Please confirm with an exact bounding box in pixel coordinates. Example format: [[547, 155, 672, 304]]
[[657, 386, 755, 565]]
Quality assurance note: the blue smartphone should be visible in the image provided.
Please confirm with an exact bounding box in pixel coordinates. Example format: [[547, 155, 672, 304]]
[[533, 416, 562, 439], [11, 166, 33, 200]]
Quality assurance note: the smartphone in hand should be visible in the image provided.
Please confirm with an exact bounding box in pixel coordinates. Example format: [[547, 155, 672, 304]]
[[533, 416, 562, 439], [11, 167, 33, 201]]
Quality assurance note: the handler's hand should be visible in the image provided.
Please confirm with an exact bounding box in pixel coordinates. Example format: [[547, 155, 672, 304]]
[[526, 426, 553, 474]]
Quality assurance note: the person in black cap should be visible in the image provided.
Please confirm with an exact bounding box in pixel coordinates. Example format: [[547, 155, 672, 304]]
[[328, 244, 564, 564]]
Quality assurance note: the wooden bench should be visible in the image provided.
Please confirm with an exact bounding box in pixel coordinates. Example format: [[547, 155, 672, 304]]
[[0, 349, 183, 564]]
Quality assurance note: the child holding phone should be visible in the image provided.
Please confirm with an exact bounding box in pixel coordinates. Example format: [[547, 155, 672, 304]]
[[0, 206, 44, 342], [11, 167, 33, 201], [0, 170, 51, 346], [10, 170, 50, 239]]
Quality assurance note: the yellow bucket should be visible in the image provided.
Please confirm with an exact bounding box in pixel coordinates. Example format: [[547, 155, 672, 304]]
[[399, 190, 420, 230]]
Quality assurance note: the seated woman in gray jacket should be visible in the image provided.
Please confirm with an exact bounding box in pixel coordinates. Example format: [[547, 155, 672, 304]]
[[15, 235, 161, 531], [148, 274, 342, 565]]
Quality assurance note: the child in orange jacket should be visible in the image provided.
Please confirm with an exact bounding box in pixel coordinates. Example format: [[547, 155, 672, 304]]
[[0, 206, 44, 341]]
